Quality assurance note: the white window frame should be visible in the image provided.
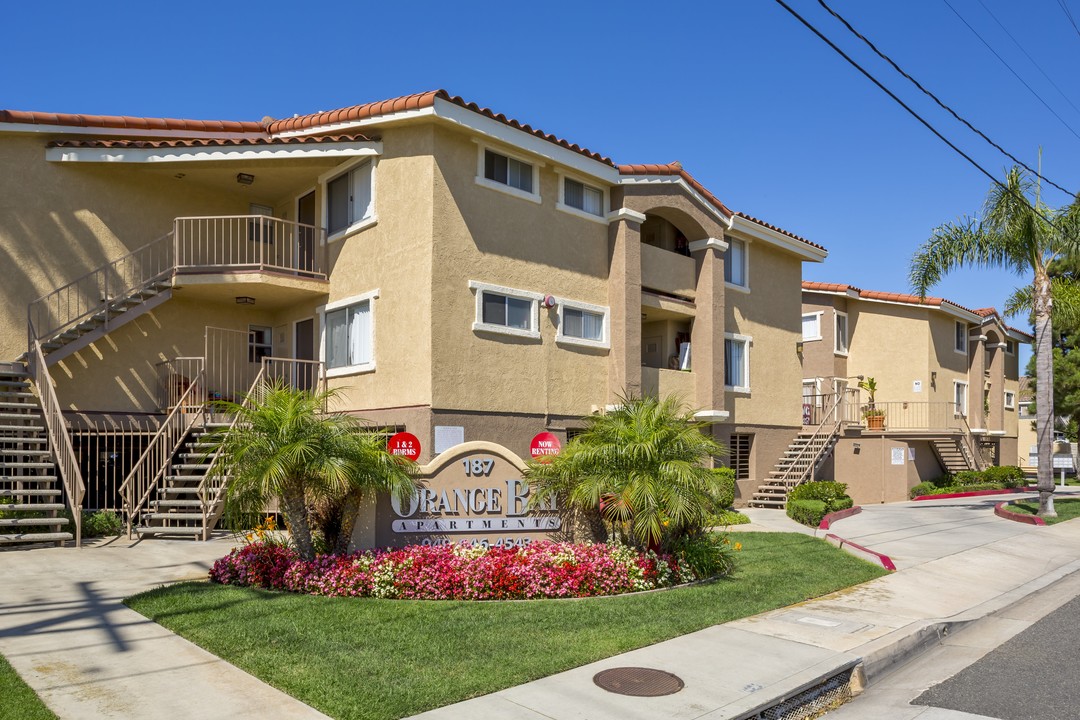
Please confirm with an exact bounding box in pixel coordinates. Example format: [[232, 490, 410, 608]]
[[469, 280, 543, 339], [955, 321, 969, 355], [555, 170, 607, 224], [556, 298, 610, 349], [801, 311, 823, 342], [724, 237, 750, 293], [724, 332, 752, 393], [834, 311, 849, 356], [320, 157, 378, 243], [802, 378, 822, 407], [1004, 391, 1016, 410], [1019, 401, 1035, 419], [953, 380, 969, 418], [474, 142, 542, 204], [317, 289, 379, 378]]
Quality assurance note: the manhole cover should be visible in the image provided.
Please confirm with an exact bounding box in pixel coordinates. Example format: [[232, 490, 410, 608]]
[[593, 667, 685, 697]]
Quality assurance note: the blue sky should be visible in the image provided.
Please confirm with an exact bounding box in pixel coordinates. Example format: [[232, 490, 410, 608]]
[[7, 0, 1080, 368]]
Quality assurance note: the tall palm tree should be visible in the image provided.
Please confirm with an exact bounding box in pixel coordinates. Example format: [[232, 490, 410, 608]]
[[910, 167, 1080, 517], [525, 395, 726, 549], [208, 382, 417, 560]]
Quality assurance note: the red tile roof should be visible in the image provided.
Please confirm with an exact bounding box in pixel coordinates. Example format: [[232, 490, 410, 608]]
[[0, 109, 265, 134], [268, 90, 615, 166], [735, 211, 825, 251], [618, 162, 734, 219], [802, 281, 979, 314], [47, 134, 373, 150]]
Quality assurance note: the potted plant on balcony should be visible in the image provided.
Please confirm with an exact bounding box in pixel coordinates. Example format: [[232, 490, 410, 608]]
[[859, 376, 885, 430]]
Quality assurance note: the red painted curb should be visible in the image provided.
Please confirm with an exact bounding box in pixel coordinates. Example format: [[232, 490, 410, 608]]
[[824, 533, 897, 572], [994, 501, 1046, 526], [913, 487, 1027, 501], [819, 505, 861, 530]]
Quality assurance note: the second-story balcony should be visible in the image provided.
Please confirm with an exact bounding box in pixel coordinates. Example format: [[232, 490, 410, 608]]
[[641, 242, 696, 300], [29, 215, 330, 356]]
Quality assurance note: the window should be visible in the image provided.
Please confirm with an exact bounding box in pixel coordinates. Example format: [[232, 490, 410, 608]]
[[557, 299, 609, 348], [1005, 391, 1016, 410], [469, 281, 541, 339], [802, 379, 821, 407], [725, 334, 751, 391], [320, 291, 377, 375], [954, 381, 969, 417], [484, 149, 533, 193], [326, 160, 373, 237], [728, 434, 752, 480], [1005, 340, 1015, 354], [802, 312, 822, 341], [1019, 402, 1034, 419], [248, 325, 272, 364], [835, 311, 849, 355], [955, 321, 968, 355], [724, 238, 748, 289], [563, 178, 604, 216]]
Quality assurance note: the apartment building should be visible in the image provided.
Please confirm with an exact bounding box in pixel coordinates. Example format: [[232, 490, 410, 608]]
[[0, 90, 826, 544], [788, 281, 1031, 503]]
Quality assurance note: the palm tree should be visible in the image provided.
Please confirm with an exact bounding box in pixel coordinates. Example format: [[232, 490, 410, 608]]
[[525, 395, 727, 550], [208, 381, 417, 560], [910, 167, 1080, 517]]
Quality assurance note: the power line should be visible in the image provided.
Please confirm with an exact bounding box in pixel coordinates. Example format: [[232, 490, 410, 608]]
[[941, 0, 1080, 144], [769, 0, 1063, 232], [973, 0, 1080, 120], [814, 0, 1075, 198], [1058, 0, 1080, 41]]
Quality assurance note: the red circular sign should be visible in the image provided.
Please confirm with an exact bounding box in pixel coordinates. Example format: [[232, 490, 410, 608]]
[[388, 432, 421, 462], [529, 432, 561, 462]]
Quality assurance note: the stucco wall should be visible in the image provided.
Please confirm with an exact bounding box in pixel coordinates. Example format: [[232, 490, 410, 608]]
[[800, 293, 847, 382]]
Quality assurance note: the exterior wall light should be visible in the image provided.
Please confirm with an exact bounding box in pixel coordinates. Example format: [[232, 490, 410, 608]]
[[796, 341, 804, 354], [235, 296, 255, 305], [236, 173, 255, 185]]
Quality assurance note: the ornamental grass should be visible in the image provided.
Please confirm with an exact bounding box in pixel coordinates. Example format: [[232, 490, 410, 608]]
[[208, 540, 717, 600]]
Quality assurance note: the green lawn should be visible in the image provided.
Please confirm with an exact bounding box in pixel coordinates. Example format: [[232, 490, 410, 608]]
[[126, 533, 886, 720], [1005, 497, 1080, 524], [0, 654, 56, 720]]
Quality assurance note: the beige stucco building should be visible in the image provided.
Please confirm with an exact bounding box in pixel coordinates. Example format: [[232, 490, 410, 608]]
[[0, 90, 827, 543], [793, 281, 1031, 503]]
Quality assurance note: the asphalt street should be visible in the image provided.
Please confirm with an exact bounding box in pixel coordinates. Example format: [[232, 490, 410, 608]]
[[912, 592, 1080, 719]]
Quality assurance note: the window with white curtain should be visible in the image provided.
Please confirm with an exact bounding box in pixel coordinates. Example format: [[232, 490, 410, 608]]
[[802, 312, 822, 341], [725, 238, 748, 288], [320, 292, 377, 375], [556, 298, 609, 348], [326, 160, 373, 236], [725, 334, 751, 391]]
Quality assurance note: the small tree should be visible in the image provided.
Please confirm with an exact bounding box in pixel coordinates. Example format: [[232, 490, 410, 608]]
[[208, 382, 417, 560], [525, 395, 727, 551]]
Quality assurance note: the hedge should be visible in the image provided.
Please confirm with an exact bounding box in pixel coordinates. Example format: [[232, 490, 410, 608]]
[[909, 466, 1026, 499], [787, 497, 854, 528]]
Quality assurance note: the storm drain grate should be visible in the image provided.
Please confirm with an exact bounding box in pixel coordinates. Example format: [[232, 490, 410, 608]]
[[751, 667, 855, 720], [593, 667, 685, 697]]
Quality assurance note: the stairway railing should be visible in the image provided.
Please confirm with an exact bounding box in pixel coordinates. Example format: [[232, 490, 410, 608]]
[[119, 365, 206, 538], [197, 368, 266, 540], [958, 416, 986, 472], [779, 389, 856, 487], [27, 338, 85, 546]]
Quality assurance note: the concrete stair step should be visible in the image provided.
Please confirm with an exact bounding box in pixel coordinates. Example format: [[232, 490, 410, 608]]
[[154, 499, 203, 508], [145, 512, 204, 521], [0, 489, 61, 497], [0, 516, 69, 527], [172, 463, 212, 471], [135, 525, 204, 536], [0, 462, 55, 469], [0, 503, 64, 512], [0, 449, 51, 457], [0, 425, 45, 433], [0, 532, 73, 544], [0, 476, 59, 483]]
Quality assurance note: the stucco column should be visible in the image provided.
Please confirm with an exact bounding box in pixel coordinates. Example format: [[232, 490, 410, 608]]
[[968, 332, 987, 430], [608, 209, 645, 403], [689, 237, 727, 416]]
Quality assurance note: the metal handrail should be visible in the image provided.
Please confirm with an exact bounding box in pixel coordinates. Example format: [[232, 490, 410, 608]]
[[118, 367, 206, 537], [28, 338, 85, 546], [781, 389, 857, 488], [197, 368, 266, 540], [958, 415, 987, 472]]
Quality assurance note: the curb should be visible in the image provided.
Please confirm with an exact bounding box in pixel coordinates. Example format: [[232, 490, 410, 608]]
[[823, 533, 896, 572], [912, 487, 1027, 501], [819, 506, 861, 530], [994, 501, 1046, 526]]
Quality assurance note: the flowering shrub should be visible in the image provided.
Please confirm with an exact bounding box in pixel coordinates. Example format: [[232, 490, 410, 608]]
[[208, 539, 730, 600]]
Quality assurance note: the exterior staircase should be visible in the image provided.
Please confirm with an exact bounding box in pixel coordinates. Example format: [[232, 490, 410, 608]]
[[0, 365, 72, 546], [749, 430, 842, 509], [931, 437, 980, 474], [134, 423, 228, 539]]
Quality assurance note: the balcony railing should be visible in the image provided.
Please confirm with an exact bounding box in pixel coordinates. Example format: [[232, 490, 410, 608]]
[[28, 215, 328, 349], [865, 401, 969, 431]]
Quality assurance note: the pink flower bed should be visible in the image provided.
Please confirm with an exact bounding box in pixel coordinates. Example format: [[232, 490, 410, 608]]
[[209, 541, 692, 600]]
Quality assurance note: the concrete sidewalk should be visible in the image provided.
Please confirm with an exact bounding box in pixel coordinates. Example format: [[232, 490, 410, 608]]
[[412, 494, 1080, 719], [0, 535, 327, 720], [3, 493, 1078, 720]]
